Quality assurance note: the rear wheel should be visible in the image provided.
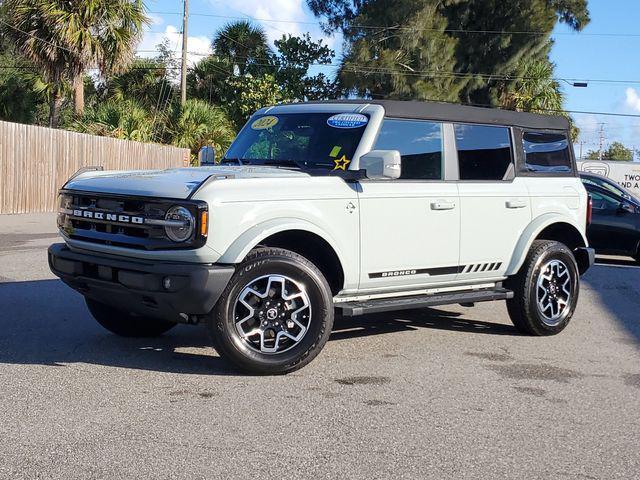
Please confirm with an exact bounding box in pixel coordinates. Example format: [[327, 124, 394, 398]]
[[207, 247, 334, 375], [85, 298, 177, 337], [506, 240, 579, 336]]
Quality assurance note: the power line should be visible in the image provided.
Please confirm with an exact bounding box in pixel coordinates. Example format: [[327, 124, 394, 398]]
[[132, 48, 640, 86], [5, 16, 640, 121], [148, 10, 640, 39], [0, 17, 75, 53]]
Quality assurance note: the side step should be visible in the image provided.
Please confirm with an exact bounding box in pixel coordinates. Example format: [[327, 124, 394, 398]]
[[335, 287, 514, 317]]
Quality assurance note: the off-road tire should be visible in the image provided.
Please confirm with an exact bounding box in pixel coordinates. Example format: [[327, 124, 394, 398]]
[[505, 240, 579, 336], [85, 298, 177, 337], [207, 247, 334, 375]]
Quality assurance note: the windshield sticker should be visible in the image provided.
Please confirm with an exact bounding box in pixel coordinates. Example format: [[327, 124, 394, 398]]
[[333, 156, 351, 171], [327, 113, 368, 129], [329, 146, 342, 158], [251, 116, 279, 130]]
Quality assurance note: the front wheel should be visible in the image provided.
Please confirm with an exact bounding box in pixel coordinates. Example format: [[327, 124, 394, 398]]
[[506, 240, 579, 336], [206, 248, 334, 375]]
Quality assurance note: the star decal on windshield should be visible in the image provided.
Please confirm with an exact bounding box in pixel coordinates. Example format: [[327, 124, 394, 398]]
[[333, 155, 351, 171]]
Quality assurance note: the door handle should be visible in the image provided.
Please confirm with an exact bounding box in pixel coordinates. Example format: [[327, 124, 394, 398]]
[[506, 200, 527, 209], [431, 201, 456, 211]]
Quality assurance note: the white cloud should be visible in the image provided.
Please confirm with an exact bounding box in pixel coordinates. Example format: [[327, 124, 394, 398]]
[[212, 0, 338, 49], [137, 25, 212, 67], [147, 13, 165, 27], [625, 87, 640, 112]]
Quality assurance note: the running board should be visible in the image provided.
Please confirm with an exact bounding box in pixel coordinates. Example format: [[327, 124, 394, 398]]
[[335, 287, 514, 317]]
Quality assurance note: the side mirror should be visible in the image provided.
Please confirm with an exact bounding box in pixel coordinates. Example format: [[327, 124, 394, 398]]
[[618, 202, 635, 214], [359, 150, 402, 179], [198, 146, 216, 166]]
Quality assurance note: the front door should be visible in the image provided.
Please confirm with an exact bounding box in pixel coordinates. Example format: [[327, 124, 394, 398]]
[[588, 189, 639, 254], [358, 118, 460, 291]]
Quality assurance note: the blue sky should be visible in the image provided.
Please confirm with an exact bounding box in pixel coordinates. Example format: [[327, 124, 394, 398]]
[[140, 0, 640, 158]]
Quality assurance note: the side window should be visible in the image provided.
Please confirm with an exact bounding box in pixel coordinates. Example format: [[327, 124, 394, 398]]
[[589, 190, 621, 211], [454, 124, 513, 180], [374, 119, 443, 180], [523, 131, 572, 173]]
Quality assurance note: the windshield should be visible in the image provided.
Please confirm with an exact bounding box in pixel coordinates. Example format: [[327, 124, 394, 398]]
[[223, 113, 369, 171], [583, 175, 639, 203]]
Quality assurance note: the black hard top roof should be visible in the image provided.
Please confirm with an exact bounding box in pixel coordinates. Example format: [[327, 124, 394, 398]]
[[299, 99, 570, 131]]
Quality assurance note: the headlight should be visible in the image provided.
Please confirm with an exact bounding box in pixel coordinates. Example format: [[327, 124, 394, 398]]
[[164, 206, 195, 242]]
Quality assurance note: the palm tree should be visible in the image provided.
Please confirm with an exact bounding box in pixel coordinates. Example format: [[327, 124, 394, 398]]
[[168, 99, 236, 161], [106, 57, 175, 108], [70, 98, 155, 142], [1, 0, 148, 126], [212, 21, 270, 76], [502, 60, 564, 114]]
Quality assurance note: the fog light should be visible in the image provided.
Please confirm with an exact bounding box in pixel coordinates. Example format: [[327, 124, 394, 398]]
[[163, 277, 172, 290]]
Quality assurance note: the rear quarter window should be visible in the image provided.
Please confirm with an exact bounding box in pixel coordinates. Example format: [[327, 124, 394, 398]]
[[523, 132, 572, 173]]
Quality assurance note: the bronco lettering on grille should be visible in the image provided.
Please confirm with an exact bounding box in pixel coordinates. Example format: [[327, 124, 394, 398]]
[[72, 209, 145, 225]]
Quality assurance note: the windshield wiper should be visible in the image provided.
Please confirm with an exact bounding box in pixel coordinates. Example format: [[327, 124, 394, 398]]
[[260, 160, 306, 170], [220, 158, 244, 165]]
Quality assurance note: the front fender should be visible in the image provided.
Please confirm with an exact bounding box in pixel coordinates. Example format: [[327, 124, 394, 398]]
[[217, 217, 346, 266], [505, 213, 588, 276]]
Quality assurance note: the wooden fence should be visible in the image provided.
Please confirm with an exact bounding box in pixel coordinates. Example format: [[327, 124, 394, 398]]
[[0, 121, 190, 214]]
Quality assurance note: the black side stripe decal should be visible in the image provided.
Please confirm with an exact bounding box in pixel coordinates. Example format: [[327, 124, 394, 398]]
[[369, 265, 462, 279], [368, 262, 502, 279]]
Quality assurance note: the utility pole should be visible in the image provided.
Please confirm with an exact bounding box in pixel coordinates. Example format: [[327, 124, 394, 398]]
[[180, 0, 189, 105], [598, 123, 606, 161], [578, 141, 585, 161]]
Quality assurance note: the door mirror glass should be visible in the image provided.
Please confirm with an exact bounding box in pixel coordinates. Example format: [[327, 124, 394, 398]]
[[360, 150, 402, 179]]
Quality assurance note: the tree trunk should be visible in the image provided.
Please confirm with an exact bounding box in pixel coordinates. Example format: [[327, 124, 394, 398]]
[[74, 76, 85, 117], [48, 92, 64, 128]]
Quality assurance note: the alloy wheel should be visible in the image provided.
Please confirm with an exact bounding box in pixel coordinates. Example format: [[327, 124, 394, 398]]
[[536, 259, 572, 326], [233, 275, 312, 354]]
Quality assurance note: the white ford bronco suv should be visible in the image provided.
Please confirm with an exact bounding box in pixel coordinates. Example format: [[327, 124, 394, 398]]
[[49, 100, 595, 374]]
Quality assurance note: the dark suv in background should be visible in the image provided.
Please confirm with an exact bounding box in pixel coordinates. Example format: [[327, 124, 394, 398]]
[[582, 181, 640, 263]]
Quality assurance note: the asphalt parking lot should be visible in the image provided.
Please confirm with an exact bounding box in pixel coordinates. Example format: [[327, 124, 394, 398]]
[[0, 213, 639, 480]]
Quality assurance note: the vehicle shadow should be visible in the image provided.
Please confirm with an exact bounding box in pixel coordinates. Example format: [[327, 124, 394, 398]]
[[582, 263, 640, 346], [0, 279, 235, 375], [332, 308, 517, 341], [0, 279, 518, 375]]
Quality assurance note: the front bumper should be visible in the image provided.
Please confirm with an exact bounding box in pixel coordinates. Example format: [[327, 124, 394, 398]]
[[48, 243, 235, 323], [574, 246, 596, 275]]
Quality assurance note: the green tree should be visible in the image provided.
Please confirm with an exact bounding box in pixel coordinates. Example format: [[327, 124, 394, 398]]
[[307, 0, 590, 105], [0, 37, 46, 123], [337, 2, 463, 100], [70, 99, 155, 142], [273, 33, 336, 101], [166, 99, 236, 161], [586, 142, 634, 162], [187, 54, 233, 103], [212, 21, 270, 76], [0, 0, 148, 125], [191, 23, 339, 128], [222, 74, 285, 130], [501, 59, 563, 114], [105, 57, 175, 109]]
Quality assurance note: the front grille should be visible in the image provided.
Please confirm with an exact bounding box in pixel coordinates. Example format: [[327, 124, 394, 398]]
[[58, 190, 207, 250]]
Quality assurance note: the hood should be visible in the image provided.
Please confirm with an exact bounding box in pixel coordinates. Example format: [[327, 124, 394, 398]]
[[63, 166, 310, 199]]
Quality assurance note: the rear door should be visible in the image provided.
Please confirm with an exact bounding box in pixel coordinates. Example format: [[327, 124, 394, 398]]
[[454, 124, 531, 279], [357, 119, 460, 291]]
